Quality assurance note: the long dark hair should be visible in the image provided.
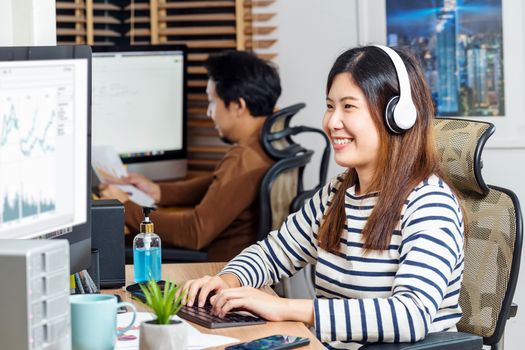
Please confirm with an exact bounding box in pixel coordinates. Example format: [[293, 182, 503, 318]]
[[318, 46, 456, 252]]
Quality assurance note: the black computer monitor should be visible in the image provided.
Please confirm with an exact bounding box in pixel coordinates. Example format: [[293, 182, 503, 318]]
[[91, 45, 187, 181], [0, 45, 92, 274]]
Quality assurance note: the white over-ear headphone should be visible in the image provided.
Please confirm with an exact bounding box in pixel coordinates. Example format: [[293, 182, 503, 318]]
[[373, 45, 417, 134]]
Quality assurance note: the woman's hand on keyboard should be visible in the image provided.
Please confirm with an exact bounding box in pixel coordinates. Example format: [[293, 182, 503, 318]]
[[210, 286, 287, 322], [181, 273, 240, 308]]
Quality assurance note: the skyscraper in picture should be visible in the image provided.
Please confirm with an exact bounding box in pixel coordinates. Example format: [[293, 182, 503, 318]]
[[386, 0, 504, 117]]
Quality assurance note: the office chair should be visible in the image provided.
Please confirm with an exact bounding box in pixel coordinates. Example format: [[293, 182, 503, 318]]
[[362, 118, 522, 350], [257, 103, 330, 298], [160, 245, 208, 262], [257, 103, 330, 241]]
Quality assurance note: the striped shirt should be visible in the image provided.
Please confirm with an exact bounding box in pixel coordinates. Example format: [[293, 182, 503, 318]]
[[221, 174, 464, 349]]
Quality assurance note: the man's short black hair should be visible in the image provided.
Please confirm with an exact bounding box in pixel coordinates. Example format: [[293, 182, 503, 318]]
[[205, 50, 281, 116]]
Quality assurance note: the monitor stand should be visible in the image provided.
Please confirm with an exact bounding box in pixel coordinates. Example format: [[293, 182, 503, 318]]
[[126, 159, 187, 181]]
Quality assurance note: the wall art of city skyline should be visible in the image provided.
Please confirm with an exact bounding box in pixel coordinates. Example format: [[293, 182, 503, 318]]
[[386, 0, 504, 117]]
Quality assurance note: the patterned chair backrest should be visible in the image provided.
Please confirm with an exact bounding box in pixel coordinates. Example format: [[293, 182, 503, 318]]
[[258, 103, 330, 241], [434, 118, 522, 346], [267, 113, 300, 231]]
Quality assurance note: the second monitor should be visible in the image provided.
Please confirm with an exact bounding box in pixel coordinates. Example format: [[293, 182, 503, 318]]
[[91, 45, 187, 181]]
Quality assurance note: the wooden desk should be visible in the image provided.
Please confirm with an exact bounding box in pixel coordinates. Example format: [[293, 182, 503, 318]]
[[104, 263, 325, 349]]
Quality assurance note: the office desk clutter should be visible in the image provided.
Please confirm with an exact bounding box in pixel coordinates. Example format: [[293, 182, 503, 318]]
[[116, 312, 238, 350], [72, 270, 98, 294], [133, 207, 162, 283], [0, 240, 71, 350], [108, 263, 324, 348], [70, 294, 136, 350], [91, 199, 126, 288], [132, 279, 187, 350], [119, 278, 240, 349]]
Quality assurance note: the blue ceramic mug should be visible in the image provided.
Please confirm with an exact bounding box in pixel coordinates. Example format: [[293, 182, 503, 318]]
[[70, 294, 136, 350]]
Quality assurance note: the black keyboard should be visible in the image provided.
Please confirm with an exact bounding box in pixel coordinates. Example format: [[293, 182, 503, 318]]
[[178, 303, 266, 329], [127, 285, 265, 329]]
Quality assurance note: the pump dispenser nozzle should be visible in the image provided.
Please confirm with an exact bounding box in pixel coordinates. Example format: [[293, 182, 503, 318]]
[[142, 207, 155, 218], [140, 207, 156, 233]]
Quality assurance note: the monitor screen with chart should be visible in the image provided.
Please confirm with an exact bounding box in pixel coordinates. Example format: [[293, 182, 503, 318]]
[[0, 46, 92, 273], [91, 45, 187, 181]]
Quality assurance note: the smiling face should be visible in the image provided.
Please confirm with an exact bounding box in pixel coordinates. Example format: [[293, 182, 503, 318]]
[[323, 73, 381, 178]]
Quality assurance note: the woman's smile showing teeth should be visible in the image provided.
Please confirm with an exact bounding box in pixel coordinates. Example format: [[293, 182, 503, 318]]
[[332, 137, 353, 150]]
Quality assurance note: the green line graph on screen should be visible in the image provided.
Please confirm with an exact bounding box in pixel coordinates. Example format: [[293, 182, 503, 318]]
[[0, 71, 68, 225], [0, 60, 83, 239]]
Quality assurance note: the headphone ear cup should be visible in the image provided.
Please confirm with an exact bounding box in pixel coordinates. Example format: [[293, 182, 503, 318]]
[[384, 95, 402, 134]]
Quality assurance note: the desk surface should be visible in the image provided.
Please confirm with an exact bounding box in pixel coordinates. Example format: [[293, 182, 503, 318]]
[[104, 263, 324, 349]]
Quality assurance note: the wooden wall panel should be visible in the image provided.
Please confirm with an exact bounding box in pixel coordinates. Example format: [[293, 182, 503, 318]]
[[56, 0, 87, 44], [56, 0, 278, 174]]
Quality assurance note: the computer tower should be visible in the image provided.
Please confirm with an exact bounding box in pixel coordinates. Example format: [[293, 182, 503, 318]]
[[91, 199, 126, 288], [0, 239, 71, 350]]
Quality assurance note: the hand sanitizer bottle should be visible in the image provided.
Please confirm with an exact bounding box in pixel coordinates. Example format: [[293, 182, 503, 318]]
[[133, 207, 162, 283]]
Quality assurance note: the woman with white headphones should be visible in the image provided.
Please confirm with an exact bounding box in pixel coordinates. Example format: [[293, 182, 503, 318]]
[[182, 46, 465, 349]]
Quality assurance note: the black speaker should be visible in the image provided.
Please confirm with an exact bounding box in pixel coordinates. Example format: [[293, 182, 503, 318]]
[[91, 199, 125, 288]]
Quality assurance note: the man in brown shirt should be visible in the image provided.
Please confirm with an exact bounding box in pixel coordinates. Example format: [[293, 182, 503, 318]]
[[100, 51, 281, 261]]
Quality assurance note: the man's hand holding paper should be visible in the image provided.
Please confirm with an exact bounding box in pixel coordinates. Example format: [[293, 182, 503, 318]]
[[92, 146, 155, 207]]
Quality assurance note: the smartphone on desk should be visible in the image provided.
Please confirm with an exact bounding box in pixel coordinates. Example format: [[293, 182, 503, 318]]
[[125, 280, 166, 293], [225, 335, 310, 350], [125, 280, 167, 303]]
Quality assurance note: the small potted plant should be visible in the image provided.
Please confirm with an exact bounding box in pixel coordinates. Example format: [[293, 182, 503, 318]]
[[136, 279, 187, 350]]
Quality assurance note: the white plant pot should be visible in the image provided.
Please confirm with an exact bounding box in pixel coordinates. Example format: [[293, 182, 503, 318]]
[[139, 319, 188, 350]]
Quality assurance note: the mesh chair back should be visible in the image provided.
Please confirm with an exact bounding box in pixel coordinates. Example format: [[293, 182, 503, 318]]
[[266, 112, 300, 230], [434, 118, 491, 195], [458, 188, 521, 343], [258, 103, 330, 241], [269, 168, 299, 230], [434, 118, 523, 346]]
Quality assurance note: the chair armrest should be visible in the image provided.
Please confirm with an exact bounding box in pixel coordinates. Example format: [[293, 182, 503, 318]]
[[125, 246, 209, 263], [360, 332, 482, 350], [509, 302, 518, 319], [162, 246, 208, 262]]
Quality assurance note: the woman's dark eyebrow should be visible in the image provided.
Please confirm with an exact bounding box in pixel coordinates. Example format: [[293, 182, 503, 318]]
[[340, 96, 359, 101], [326, 96, 360, 102]]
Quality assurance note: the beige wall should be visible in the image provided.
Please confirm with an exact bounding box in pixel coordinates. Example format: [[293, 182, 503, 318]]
[[0, 0, 14, 45], [0, 0, 56, 46]]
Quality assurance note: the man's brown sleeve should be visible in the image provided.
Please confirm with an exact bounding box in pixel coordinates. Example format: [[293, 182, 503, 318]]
[[157, 174, 213, 207]]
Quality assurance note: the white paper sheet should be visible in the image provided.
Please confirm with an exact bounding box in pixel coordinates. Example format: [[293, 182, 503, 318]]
[[92, 145, 129, 181], [115, 312, 239, 350], [92, 145, 155, 207], [113, 184, 155, 208]]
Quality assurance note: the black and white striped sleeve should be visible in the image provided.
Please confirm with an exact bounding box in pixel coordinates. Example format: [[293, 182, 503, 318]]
[[220, 178, 340, 287]]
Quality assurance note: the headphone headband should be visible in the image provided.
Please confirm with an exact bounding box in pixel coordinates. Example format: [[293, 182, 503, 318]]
[[373, 45, 417, 133]]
